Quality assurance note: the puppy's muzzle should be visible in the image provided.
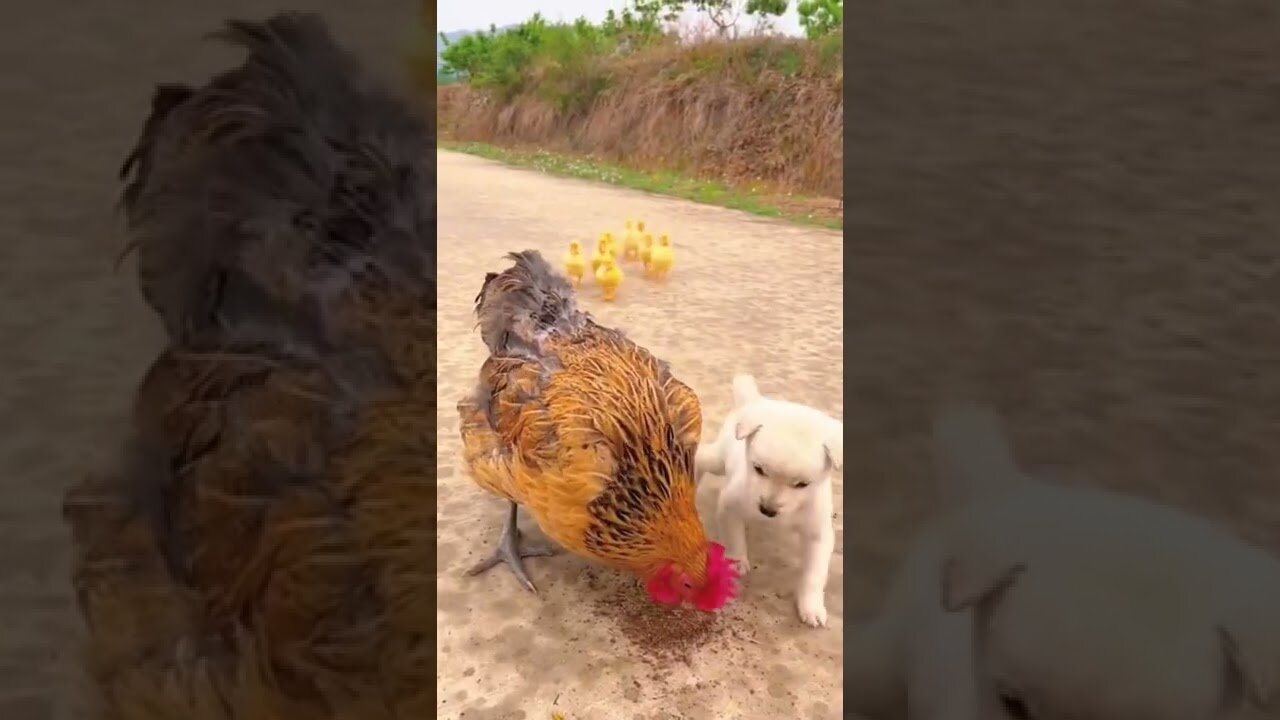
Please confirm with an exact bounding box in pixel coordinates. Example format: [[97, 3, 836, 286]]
[[758, 502, 778, 518]]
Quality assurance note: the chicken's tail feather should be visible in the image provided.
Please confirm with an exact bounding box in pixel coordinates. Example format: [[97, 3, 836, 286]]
[[120, 13, 433, 344], [119, 84, 195, 212], [474, 250, 587, 357], [116, 83, 197, 271], [203, 14, 366, 111]]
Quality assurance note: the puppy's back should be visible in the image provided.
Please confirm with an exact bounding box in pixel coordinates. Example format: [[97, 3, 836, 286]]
[[941, 482, 1280, 716]]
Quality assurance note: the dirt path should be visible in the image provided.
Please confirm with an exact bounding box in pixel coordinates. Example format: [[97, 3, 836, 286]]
[[435, 150, 845, 719], [0, 4, 416, 718]]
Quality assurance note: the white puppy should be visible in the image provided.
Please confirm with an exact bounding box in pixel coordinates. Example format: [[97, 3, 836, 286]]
[[849, 403, 1280, 720], [695, 374, 843, 627]]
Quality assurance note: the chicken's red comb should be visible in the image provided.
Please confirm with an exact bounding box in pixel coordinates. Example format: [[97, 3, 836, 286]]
[[645, 564, 683, 605], [692, 542, 741, 612]]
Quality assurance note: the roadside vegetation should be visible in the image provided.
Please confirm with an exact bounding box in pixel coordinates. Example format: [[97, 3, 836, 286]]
[[425, 0, 843, 222]]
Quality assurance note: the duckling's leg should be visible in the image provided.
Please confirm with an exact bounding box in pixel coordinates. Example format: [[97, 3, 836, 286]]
[[466, 501, 560, 593]]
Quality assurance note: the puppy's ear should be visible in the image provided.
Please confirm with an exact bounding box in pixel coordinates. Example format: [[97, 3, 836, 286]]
[[735, 419, 762, 441], [733, 404, 763, 441], [940, 552, 1025, 613], [823, 425, 843, 471], [1219, 623, 1274, 709]]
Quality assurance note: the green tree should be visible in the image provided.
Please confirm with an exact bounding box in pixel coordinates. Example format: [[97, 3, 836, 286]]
[[797, 0, 842, 38], [603, 0, 673, 41], [679, 0, 789, 37], [746, 0, 789, 16], [438, 30, 491, 79]]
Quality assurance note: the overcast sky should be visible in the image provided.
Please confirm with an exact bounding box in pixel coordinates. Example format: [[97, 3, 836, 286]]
[[438, 0, 805, 37]]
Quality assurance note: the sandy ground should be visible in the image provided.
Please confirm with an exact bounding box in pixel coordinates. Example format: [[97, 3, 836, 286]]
[[435, 150, 845, 719], [0, 4, 417, 718]]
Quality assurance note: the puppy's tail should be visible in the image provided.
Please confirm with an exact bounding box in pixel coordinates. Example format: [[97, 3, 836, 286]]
[[931, 401, 1026, 509], [694, 442, 724, 481], [731, 374, 761, 408]]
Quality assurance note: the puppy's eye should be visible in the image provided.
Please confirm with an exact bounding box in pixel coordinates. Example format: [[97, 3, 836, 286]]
[[998, 689, 1032, 720], [752, 464, 766, 476], [794, 481, 809, 489]]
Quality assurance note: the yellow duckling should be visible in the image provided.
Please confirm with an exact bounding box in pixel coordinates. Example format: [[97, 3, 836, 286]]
[[648, 233, 674, 280], [622, 223, 642, 263], [620, 221, 634, 251], [591, 236, 614, 274], [640, 234, 655, 270], [564, 241, 586, 286], [595, 252, 623, 301], [601, 231, 618, 258]]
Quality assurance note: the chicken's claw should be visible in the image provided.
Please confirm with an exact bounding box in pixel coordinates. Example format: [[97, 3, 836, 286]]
[[466, 501, 559, 593]]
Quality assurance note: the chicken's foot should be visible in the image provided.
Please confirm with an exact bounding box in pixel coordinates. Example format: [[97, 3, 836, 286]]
[[466, 501, 559, 593]]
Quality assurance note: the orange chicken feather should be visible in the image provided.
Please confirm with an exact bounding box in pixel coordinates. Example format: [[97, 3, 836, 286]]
[[61, 14, 436, 720], [456, 251, 739, 610]]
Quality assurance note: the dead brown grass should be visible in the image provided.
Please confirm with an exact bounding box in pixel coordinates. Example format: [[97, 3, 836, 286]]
[[437, 37, 843, 198]]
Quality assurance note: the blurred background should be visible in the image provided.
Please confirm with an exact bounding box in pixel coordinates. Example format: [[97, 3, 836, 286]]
[[0, 3, 418, 717], [843, 0, 1280, 619]]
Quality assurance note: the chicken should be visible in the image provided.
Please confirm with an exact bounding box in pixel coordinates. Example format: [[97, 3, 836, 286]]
[[456, 251, 739, 611], [564, 241, 586, 285], [62, 14, 436, 719], [648, 234, 674, 280], [595, 252, 623, 301]]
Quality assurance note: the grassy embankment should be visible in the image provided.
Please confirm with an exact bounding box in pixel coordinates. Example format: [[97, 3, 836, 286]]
[[424, 6, 843, 229]]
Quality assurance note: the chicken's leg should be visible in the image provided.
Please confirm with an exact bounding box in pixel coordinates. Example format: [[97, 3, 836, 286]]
[[466, 501, 559, 593]]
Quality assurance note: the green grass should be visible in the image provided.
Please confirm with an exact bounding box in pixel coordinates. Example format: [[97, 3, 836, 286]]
[[440, 141, 843, 230]]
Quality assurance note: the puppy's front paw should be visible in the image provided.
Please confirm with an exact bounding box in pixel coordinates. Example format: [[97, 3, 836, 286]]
[[796, 592, 827, 628], [730, 554, 750, 576]]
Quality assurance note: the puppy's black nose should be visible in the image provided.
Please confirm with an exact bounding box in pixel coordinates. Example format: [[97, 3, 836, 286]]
[[758, 503, 778, 518]]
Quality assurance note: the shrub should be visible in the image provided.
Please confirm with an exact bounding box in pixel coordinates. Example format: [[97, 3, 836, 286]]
[[438, 5, 673, 110], [797, 0, 843, 39]]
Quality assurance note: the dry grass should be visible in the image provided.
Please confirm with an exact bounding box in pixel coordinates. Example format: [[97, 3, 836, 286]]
[[437, 36, 843, 199]]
